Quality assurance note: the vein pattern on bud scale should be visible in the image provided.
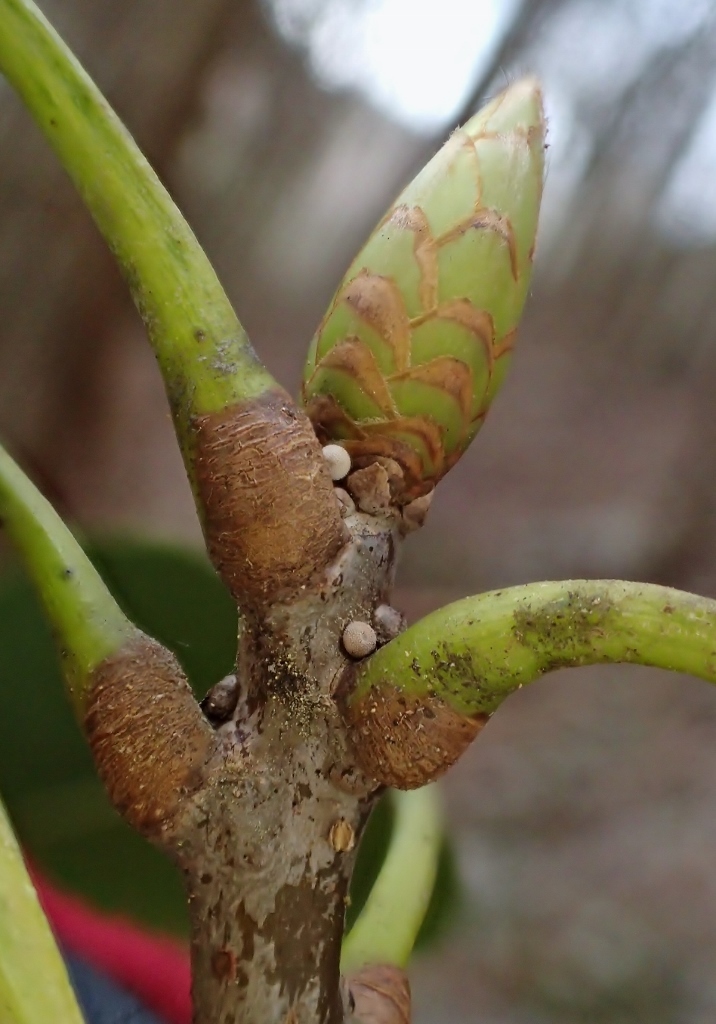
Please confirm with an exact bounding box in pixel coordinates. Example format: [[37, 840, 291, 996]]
[[302, 79, 545, 502]]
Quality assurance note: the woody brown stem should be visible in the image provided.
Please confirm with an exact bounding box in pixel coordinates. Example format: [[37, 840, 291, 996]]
[[167, 506, 401, 1024], [182, 742, 369, 1024], [81, 518, 393, 1024], [2, 412, 404, 1023]]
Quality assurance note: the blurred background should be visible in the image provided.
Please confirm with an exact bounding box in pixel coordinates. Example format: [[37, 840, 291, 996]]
[[2, 0, 716, 1020]]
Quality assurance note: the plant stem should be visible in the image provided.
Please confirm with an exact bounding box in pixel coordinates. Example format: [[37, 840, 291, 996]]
[[345, 580, 716, 787], [0, 796, 85, 1024], [341, 787, 443, 972], [0, 0, 349, 610], [0, 0, 275, 449], [0, 443, 137, 712]]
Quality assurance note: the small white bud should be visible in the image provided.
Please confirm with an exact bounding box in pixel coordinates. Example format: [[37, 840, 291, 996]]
[[342, 620, 377, 658], [323, 444, 352, 481]]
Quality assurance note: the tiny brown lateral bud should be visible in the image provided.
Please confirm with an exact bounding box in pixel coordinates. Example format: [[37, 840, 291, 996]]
[[372, 605, 406, 644], [346, 463, 392, 516], [400, 490, 434, 533], [343, 621, 377, 658], [374, 457, 405, 495], [329, 818, 356, 852], [211, 948, 236, 982], [200, 674, 239, 725], [346, 964, 411, 1024]]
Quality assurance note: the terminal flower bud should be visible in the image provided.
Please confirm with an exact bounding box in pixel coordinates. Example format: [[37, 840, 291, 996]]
[[303, 78, 545, 501]]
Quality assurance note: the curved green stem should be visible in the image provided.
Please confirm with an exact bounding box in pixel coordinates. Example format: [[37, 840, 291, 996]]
[[0, 444, 137, 712], [0, 0, 276, 457], [341, 787, 443, 972], [354, 580, 716, 715], [0, 794, 85, 1024]]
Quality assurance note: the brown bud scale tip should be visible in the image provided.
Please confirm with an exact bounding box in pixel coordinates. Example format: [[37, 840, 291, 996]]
[[342, 685, 487, 789], [84, 635, 215, 837], [193, 390, 348, 606], [347, 965, 411, 1024]]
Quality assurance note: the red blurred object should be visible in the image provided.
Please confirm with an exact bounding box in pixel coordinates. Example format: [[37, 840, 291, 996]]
[[31, 869, 191, 1024]]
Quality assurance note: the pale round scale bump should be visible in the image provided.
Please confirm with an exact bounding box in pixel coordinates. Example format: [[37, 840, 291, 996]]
[[322, 444, 352, 481], [342, 620, 377, 658]]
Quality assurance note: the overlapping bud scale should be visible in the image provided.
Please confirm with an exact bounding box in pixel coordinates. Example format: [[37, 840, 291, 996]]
[[302, 78, 545, 501]]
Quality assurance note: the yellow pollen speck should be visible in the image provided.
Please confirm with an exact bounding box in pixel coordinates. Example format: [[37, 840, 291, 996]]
[[329, 818, 355, 852]]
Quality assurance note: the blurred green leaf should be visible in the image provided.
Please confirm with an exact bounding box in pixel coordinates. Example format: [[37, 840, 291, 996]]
[[418, 835, 460, 950], [347, 792, 461, 952], [0, 795, 85, 1024], [346, 794, 392, 932]]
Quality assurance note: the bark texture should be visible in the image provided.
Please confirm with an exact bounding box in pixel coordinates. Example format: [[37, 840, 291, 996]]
[[193, 390, 347, 607], [340, 684, 487, 790], [80, 492, 401, 1024], [85, 634, 216, 839], [170, 506, 400, 1024]]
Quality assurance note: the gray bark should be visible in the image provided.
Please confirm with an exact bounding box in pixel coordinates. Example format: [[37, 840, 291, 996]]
[[167, 509, 399, 1023]]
